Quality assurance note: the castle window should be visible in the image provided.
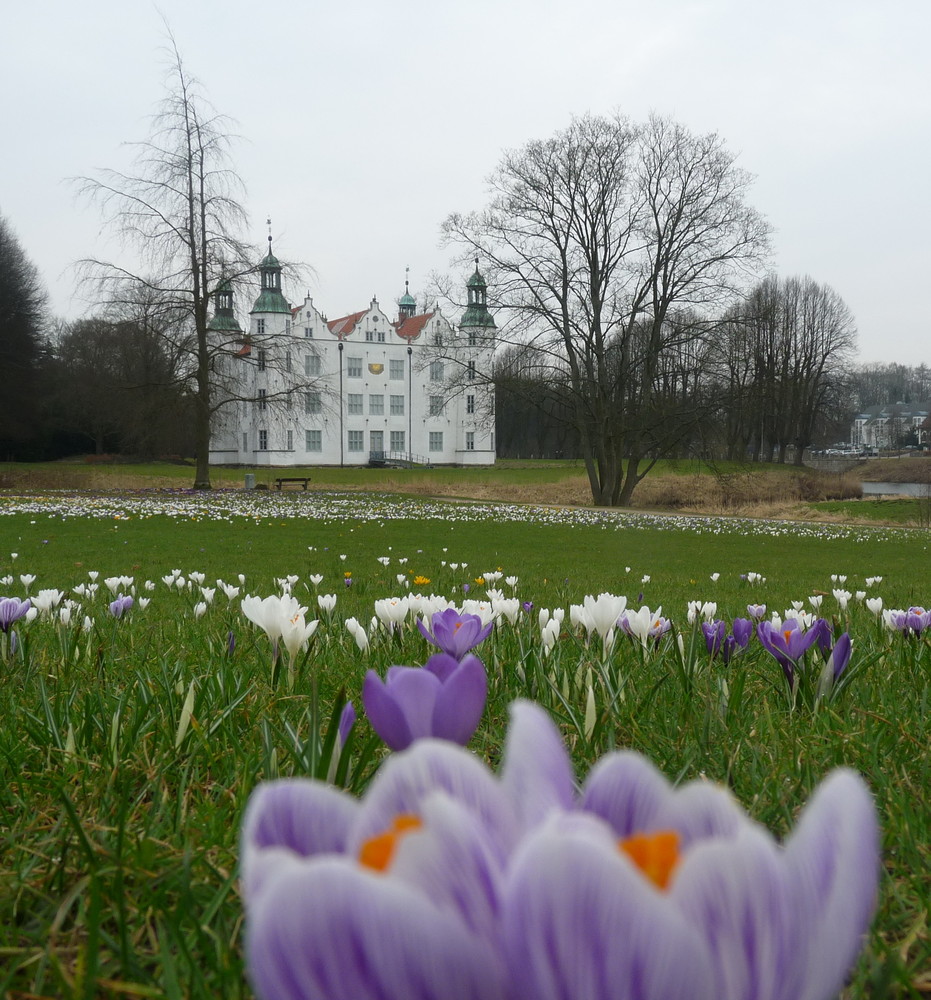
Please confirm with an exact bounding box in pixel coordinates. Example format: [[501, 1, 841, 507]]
[[369, 394, 384, 415], [258, 388, 267, 411], [429, 431, 443, 452], [389, 359, 404, 380], [429, 396, 444, 416], [257, 349, 266, 371], [305, 355, 322, 377], [466, 394, 475, 415], [467, 360, 476, 381], [430, 361, 444, 381], [258, 429, 268, 451], [305, 429, 322, 452], [390, 394, 405, 416], [348, 394, 363, 415], [347, 357, 363, 378], [466, 432, 475, 451], [304, 327, 313, 338], [256, 319, 266, 335], [348, 430, 364, 452], [305, 391, 321, 415], [390, 430, 405, 452]]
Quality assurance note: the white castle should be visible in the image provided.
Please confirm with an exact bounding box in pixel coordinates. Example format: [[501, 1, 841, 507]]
[[208, 243, 497, 468]]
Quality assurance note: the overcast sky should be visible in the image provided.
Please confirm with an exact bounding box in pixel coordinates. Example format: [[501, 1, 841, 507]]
[[3, 0, 928, 364]]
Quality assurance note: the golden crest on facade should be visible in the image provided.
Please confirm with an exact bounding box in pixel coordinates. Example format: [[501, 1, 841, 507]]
[[368, 363, 385, 374]]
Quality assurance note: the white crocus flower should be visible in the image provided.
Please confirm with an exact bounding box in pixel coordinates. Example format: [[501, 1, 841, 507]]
[[374, 596, 411, 632], [622, 605, 663, 648], [32, 589, 65, 618], [20, 574, 36, 592], [809, 595, 823, 610], [833, 589, 852, 611], [344, 617, 369, 652], [541, 617, 560, 655], [241, 594, 308, 645], [581, 593, 627, 643], [280, 612, 319, 666], [866, 597, 883, 617], [193, 602, 208, 619], [318, 594, 337, 614]]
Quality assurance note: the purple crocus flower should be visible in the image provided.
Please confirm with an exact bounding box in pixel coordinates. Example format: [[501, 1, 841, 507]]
[[0, 597, 31, 633], [241, 700, 879, 1000], [828, 632, 852, 679], [338, 700, 356, 746], [108, 594, 134, 619], [809, 617, 834, 655], [702, 620, 726, 658], [757, 619, 820, 688], [416, 608, 493, 661], [362, 653, 487, 751], [731, 617, 753, 648], [704, 618, 753, 665], [905, 606, 931, 634]]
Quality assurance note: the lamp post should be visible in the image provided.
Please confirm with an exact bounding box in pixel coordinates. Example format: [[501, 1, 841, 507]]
[[407, 345, 413, 461], [338, 341, 344, 467]]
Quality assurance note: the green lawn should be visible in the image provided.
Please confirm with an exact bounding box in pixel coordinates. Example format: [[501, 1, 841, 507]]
[[0, 489, 929, 997]]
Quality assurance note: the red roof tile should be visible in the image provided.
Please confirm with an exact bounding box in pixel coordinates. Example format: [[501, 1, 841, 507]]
[[327, 310, 367, 339], [394, 311, 435, 341]]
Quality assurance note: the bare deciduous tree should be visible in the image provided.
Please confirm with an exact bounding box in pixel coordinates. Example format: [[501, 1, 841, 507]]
[[444, 113, 770, 505], [75, 40, 256, 488]]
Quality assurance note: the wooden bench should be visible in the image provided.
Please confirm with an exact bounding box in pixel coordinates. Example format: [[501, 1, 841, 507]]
[[274, 477, 311, 490]]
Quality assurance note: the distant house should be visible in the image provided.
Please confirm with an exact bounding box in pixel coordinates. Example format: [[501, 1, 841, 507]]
[[851, 402, 931, 450], [207, 246, 497, 467]]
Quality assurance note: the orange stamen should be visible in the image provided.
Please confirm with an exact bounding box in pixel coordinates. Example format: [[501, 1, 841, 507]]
[[619, 830, 681, 890], [359, 814, 422, 872]]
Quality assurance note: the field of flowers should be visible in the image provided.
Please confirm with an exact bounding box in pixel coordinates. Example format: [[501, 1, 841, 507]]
[[1, 488, 929, 999]]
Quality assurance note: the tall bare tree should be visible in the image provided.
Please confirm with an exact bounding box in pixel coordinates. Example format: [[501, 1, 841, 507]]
[[444, 113, 770, 505], [712, 276, 856, 463], [76, 40, 255, 488]]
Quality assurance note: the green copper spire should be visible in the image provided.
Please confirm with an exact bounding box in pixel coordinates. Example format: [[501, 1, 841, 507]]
[[207, 277, 243, 333], [250, 225, 291, 314], [459, 258, 496, 330]]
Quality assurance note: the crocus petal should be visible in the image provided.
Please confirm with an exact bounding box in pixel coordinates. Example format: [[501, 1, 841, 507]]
[[362, 670, 417, 751], [581, 752, 744, 847], [423, 651, 460, 683], [349, 738, 519, 861], [671, 827, 803, 1000], [381, 668, 442, 740], [580, 751, 668, 836], [829, 632, 852, 678], [431, 654, 487, 745], [785, 769, 880, 1000], [241, 779, 360, 899], [499, 701, 575, 830], [247, 856, 507, 1000], [503, 815, 716, 1000], [391, 792, 504, 949]]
